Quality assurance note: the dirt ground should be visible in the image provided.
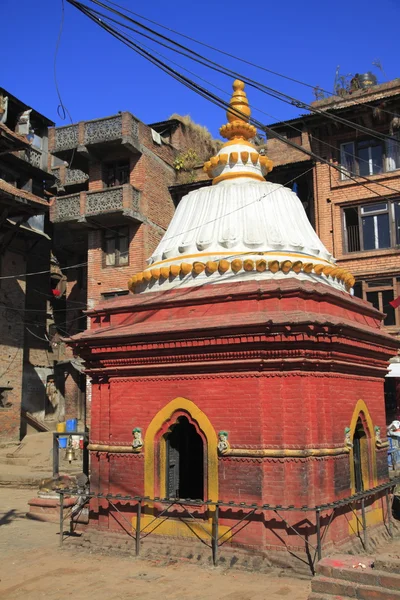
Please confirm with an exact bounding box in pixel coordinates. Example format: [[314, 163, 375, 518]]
[[0, 488, 312, 600]]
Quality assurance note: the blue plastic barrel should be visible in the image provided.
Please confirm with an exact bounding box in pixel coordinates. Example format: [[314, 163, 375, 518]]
[[58, 436, 68, 448], [66, 418, 78, 432]]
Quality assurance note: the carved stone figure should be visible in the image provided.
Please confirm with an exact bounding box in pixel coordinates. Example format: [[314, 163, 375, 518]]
[[132, 427, 143, 452], [344, 426, 353, 449], [217, 430, 230, 455], [46, 378, 59, 409]]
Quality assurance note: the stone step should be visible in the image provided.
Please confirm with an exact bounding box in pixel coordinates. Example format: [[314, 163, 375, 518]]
[[309, 594, 354, 600], [311, 575, 400, 600], [317, 559, 400, 588]]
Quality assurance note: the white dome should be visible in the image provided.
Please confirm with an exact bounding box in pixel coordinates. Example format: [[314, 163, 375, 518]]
[[128, 80, 354, 295]]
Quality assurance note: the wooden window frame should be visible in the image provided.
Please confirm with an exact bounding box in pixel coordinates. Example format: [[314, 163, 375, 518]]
[[103, 160, 130, 189], [102, 225, 130, 268], [354, 276, 400, 327], [339, 134, 400, 180], [342, 199, 400, 254]]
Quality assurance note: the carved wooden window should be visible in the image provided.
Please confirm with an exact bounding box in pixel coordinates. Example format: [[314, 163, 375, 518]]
[[103, 226, 129, 267], [103, 161, 129, 188]]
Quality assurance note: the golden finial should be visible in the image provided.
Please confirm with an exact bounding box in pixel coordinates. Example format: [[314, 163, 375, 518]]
[[220, 80, 257, 141]]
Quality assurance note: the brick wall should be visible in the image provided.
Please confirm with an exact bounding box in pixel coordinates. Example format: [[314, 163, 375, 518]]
[[0, 247, 26, 441]]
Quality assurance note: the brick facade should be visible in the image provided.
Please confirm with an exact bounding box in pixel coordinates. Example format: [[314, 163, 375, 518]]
[[71, 279, 398, 565]]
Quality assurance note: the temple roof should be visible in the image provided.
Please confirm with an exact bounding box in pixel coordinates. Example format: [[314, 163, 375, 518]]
[[128, 80, 354, 295]]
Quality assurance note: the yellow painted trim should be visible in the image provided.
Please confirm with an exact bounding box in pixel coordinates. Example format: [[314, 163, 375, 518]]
[[347, 400, 381, 535], [348, 399, 378, 493], [148, 252, 332, 269], [224, 447, 350, 458], [220, 138, 256, 149], [139, 397, 231, 540], [212, 171, 265, 185], [88, 444, 140, 453]]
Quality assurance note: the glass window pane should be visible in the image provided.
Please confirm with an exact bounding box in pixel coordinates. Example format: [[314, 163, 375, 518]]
[[370, 144, 383, 174], [105, 238, 116, 266], [118, 233, 129, 265], [353, 282, 363, 298], [361, 202, 387, 214], [366, 291, 379, 311], [382, 289, 395, 325], [340, 142, 355, 178], [362, 216, 375, 250], [358, 146, 371, 176], [376, 213, 390, 248], [386, 136, 400, 172]]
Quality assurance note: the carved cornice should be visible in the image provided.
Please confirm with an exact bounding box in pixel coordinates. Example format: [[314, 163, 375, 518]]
[[107, 371, 382, 383]]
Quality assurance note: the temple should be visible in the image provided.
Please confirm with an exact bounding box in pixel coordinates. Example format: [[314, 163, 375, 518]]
[[70, 80, 398, 568]]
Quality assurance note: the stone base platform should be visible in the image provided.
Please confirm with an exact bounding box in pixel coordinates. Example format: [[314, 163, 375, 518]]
[[27, 494, 78, 522]]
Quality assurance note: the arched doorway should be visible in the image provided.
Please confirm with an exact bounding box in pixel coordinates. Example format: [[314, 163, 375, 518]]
[[166, 416, 204, 500], [353, 417, 367, 493]]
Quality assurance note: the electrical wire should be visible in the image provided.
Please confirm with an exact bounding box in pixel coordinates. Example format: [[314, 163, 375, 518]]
[[54, 0, 77, 168], [0, 261, 88, 280], [66, 2, 400, 207], [96, 11, 400, 186], [72, 0, 400, 145], [89, 0, 400, 121]]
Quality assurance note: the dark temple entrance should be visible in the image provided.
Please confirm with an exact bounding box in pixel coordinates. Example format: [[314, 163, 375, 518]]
[[353, 418, 368, 493], [166, 416, 204, 500]]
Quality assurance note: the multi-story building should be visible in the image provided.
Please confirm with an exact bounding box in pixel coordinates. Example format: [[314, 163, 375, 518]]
[[48, 112, 205, 427], [266, 76, 400, 422], [0, 88, 56, 441]]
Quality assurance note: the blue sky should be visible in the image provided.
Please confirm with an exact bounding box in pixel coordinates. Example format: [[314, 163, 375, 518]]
[[2, 0, 399, 139]]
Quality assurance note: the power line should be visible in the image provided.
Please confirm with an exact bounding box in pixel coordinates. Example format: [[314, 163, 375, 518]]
[[0, 261, 88, 280], [90, 0, 400, 122], [101, 0, 400, 119], [99, 12, 400, 187], [66, 2, 400, 208], [74, 0, 400, 145]]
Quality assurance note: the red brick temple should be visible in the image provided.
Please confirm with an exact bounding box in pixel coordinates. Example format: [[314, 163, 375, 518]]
[[71, 81, 398, 567]]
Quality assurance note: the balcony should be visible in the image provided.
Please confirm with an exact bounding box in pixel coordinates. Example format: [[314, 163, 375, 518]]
[[11, 145, 54, 180], [51, 165, 89, 190], [50, 113, 140, 159], [51, 184, 142, 225]]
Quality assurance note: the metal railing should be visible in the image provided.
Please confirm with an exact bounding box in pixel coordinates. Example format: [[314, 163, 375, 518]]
[[57, 477, 399, 574]]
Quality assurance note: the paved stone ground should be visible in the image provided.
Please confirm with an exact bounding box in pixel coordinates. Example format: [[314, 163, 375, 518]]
[[0, 488, 312, 600]]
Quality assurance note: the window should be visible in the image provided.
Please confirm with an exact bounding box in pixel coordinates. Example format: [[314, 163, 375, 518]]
[[103, 226, 129, 267], [104, 161, 129, 188], [352, 277, 400, 327], [340, 133, 400, 179], [343, 200, 400, 253]]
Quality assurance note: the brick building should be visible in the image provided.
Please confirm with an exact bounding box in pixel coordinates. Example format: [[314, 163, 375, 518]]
[[266, 77, 400, 422], [48, 111, 204, 428], [0, 88, 56, 441]]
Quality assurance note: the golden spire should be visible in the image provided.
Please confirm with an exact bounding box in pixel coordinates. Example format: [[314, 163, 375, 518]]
[[220, 79, 257, 140], [203, 79, 273, 183]]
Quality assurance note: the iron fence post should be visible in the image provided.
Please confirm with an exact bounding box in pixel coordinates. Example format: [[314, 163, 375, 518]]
[[361, 498, 368, 551], [316, 508, 322, 562], [386, 489, 393, 537], [59, 491, 64, 547], [136, 499, 142, 556], [53, 432, 59, 478], [212, 503, 219, 567]]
